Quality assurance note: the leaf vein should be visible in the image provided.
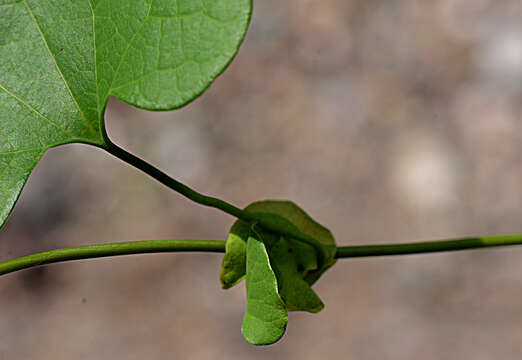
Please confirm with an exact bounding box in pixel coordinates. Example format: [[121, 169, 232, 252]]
[[0, 148, 44, 156], [87, 0, 101, 121], [0, 82, 76, 139], [107, 2, 153, 95], [22, 0, 98, 138]]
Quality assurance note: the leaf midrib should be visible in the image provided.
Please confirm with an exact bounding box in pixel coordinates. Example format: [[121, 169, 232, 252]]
[[87, 0, 101, 116]]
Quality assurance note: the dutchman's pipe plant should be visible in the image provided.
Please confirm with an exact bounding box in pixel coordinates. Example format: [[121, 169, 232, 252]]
[[1, 0, 521, 345]]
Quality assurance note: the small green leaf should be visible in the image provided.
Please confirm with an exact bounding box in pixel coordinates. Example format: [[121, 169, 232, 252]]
[[220, 219, 249, 289], [242, 235, 288, 346], [220, 201, 336, 295], [245, 200, 337, 284], [0, 0, 252, 229], [269, 237, 324, 313]]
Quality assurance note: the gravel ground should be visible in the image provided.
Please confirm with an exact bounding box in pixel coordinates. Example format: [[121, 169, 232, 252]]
[[1, 0, 522, 358]]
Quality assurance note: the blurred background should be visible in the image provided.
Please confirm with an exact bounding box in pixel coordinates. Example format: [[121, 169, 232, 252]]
[[1, 0, 522, 358]]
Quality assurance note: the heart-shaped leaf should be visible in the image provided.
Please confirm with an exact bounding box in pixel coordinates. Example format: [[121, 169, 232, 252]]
[[0, 0, 252, 228], [242, 235, 288, 346]]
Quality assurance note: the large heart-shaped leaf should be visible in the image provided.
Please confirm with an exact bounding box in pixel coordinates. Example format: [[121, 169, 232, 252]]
[[0, 0, 252, 228]]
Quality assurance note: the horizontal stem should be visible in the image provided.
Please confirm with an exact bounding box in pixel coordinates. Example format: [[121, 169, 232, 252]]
[[0, 240, 225, 276], [335, 233, 522, 258], [1, 234, 522, 277]]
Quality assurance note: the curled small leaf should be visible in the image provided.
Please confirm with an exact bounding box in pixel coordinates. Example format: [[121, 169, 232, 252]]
[[220, 200, 337, 290], [220, 200, 337, 344]]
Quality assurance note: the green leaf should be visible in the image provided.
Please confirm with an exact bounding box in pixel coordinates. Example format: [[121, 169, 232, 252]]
[[269, 237, 324, 313], [220, 200, 335, 316], [220, 219, 249, 289], [220, 201, 337, 287], [245, 200, 337, 284], [0, 0, 252, 228], [242, 235, 288, 346]]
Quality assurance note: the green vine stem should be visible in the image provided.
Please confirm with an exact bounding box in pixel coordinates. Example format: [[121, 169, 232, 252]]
[[0, 240, 226, 276], [335, 233, 522, 257], [2, 234, 521, 277]]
